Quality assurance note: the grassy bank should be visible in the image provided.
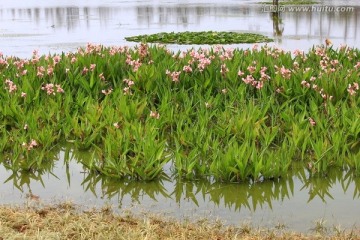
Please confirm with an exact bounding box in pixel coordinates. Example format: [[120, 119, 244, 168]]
[[0, 203, 359, 239], [0, 42, 359, 182]]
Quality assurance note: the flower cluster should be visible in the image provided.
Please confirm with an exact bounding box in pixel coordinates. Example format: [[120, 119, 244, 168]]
[[126, 54, 142, 72], [22, 139, 38, 151], [4, 79, 17, 93], [123, 78, 134, 95], [41, 83, 64, 95], [347, 82, 359, 96], [275, 65, 292, 79], [188, 49, 214, 72], [149, 110, 160, 119], [101, 88, 113, 95], [240, 63, 270, 89], [166, 70, 181, 82]]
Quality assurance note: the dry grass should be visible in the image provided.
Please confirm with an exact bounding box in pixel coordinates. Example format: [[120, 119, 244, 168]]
[[0, 203, 359, 240]]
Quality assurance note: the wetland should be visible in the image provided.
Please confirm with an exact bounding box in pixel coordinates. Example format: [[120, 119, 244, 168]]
[[0, 0, 360, 236]]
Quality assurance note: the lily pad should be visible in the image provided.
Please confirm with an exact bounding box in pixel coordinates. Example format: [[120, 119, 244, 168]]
[[125, 31, 273, 45]]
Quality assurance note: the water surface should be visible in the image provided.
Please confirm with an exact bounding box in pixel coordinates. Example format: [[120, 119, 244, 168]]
[[1, 146, 360, 233], [0, 0, 359, 57]]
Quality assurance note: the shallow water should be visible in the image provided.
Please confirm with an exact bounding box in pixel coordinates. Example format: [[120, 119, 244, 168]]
[[0, 0, 359, 57], [1, 0, 360, 233], [1, 146, 360, 232]]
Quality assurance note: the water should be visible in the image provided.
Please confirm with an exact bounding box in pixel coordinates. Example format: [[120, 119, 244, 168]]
[[1, 146, 360, 232], [1, 0, 360, 233], [0, 0, 359, 57]]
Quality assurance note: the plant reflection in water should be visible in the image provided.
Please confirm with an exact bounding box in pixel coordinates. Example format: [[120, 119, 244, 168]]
[[2, 145, 360, 212]]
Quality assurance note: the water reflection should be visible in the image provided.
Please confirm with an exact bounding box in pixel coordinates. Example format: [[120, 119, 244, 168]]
[[271, 11, 284, 37], [1, 145, 360, 231], [0, 1, 359, 57]]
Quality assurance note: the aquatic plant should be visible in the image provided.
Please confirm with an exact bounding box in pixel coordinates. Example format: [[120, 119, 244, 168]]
[[0, 42, 359, 182], [125, 31, 273, 44]]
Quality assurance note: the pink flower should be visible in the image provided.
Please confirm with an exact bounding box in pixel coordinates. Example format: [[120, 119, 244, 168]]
[[90, 64, 96, 71], [166, 70, 181, 82], [347, 83, 359, 96], [123, 78, 134, 87], [220, 64, 229, 76], [0, 58, 9, 68], [82, 67, 89, 75], [41, 83, 55, 95], [293, 49, 304, 57], [237, 70, 244, 76], [308, 117, 316, 126], [30, 139, 37, 147], [47, 67, 54, 76], [56, 84, 64, 93], [293, 62, 299, 70], [197, 58, 211, 72], [126, 56, 142, 72], [4, 79, 17, 93], [23, 139, 38, 151], [53, 55, 61, 65], [279, 66, 291, 79], [99, 73, 105, 81], [355, 62, 360, 69], [331, 60, 339, 66], [256, 81, 264, 89], [183, 65, 192, 73], [301, 80, 310, 88], [37, 66, 45, 77], [113, 122, 120, 129], [123, 87, 132, 95], [21, 92, 27, 98], [242, 75, 254, 84], [149, 111, 160, 119], [260, 72, 270, 81], [101, 88, 113, 95], [304, 67, 311, 73], [247, 66, 256, 74]]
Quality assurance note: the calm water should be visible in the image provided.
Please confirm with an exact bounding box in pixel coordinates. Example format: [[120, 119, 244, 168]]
[[0, 146, 360, 232], [0, 0, 359, 57], [1, 0, 360, 233]]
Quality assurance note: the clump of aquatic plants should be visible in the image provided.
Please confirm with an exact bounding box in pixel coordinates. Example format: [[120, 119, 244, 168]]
[[0, 41, 359, 182], [125, 31, 273, 44]]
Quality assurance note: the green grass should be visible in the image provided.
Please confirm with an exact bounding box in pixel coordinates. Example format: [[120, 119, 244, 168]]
[[0, 42, 359, 182], [125, 31, 273, 44]]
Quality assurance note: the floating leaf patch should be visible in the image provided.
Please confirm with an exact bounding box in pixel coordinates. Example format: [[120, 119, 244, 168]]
[[125, 31, 273, 44]]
